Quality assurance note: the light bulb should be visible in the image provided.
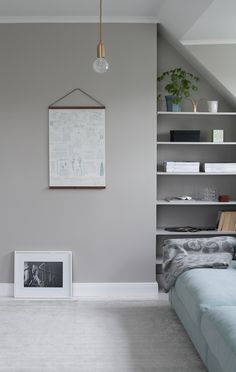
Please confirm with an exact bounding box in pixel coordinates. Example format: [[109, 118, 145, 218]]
[[93, 58, 109, 73]]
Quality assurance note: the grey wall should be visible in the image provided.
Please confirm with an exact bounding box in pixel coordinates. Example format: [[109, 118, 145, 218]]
[[157, 34, 233, 112], [0, 24, 157, 283], [187, 44, 236, 99]]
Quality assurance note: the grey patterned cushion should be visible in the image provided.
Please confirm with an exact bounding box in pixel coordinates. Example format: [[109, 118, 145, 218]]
[[162, 236, 236, 291]]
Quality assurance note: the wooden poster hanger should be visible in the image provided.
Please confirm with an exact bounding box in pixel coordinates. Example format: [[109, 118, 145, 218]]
[[48, 88, 105, 110]]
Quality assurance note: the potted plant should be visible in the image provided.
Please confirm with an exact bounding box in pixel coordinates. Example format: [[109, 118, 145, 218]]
[[157, 68, 200, 112]]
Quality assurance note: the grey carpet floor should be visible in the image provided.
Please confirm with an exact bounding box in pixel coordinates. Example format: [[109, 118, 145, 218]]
[[0, 299, 206, 372]]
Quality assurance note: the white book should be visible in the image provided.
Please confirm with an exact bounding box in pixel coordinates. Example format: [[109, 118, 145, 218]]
[[164, 161, 200, 173], [204, 163, 236, 172]]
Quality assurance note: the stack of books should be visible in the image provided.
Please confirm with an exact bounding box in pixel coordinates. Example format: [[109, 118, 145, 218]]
[[164, 161, 200, 173], [204, 163, 236, 173], [218, 211, 236, 231]]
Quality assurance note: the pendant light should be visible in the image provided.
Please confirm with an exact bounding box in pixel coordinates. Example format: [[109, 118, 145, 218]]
[[93, 0, 109, 73]]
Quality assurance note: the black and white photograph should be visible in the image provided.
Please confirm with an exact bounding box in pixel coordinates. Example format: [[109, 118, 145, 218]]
[[14, 251, 72, 298], [24, 262, 63, 288]]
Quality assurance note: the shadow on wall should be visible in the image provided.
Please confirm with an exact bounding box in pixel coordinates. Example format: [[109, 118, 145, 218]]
[[0, 252, 15, 283], [106, 257, 155, 282]]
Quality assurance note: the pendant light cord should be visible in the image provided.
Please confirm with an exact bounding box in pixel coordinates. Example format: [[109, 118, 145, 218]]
[[100, 0, 102, 42]]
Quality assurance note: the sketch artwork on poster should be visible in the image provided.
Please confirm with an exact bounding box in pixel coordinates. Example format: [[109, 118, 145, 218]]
[[49, 108, 105, 187]]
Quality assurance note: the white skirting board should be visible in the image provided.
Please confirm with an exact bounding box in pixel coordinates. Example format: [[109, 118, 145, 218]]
[[73, 283, 159, 299], [0, 282, 159, 300]]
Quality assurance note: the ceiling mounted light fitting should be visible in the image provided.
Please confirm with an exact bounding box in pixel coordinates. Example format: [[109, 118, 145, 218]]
[[93, 0, 109, 73]]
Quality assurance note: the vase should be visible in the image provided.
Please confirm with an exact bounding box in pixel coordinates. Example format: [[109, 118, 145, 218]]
[[165, 96, 182, 112]]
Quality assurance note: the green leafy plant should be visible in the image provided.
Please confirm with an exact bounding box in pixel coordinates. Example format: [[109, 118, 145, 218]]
[[157, 68, 200, 104]]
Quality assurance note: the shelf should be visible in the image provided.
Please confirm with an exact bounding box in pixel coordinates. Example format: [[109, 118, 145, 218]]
[[157, 111, 236, 116], [156, 200, 236, 206], [156, 257, 163, 265], [157, 172, 236, 176], [157, 142, 236, 145], [156, 229, 236, 236]]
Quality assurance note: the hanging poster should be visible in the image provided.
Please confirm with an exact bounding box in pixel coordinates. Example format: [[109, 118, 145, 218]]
[[49, 108, 105, 188]]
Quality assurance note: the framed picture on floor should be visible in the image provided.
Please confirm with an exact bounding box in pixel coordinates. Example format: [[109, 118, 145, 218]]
[[14, 251, 72, 298]]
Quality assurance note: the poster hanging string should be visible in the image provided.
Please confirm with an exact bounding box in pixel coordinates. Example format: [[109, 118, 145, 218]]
[[48, 88, 105, 109]]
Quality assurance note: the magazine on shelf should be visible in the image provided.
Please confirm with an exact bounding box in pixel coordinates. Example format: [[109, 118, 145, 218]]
[[165, 197, 196, 203]]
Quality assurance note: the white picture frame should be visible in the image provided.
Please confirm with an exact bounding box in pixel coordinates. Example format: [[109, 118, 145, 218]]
[[49, 108, 106, 188], [14, 251, 72, 298]]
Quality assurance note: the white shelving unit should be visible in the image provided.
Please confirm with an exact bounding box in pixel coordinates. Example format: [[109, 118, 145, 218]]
[[156, 229, 236, 236], [157, 200, 236, 206], [156, 111, 236, 280], [157, 142, 236, 145], [157, 172, 236, 176], [158, 111, 236, 116]]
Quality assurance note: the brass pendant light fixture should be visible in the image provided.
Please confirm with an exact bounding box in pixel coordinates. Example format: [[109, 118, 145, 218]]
[[93, 0, 109, 73]]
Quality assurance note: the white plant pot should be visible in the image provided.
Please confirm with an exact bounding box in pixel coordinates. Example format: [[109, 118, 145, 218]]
[[207, 100, 218, 113]]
